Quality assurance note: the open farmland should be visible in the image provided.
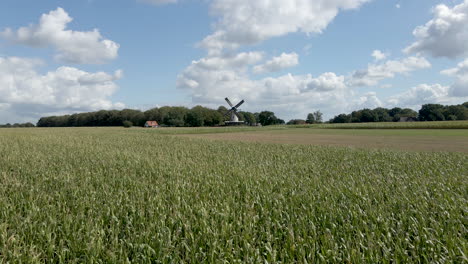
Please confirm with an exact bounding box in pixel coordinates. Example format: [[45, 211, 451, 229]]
[[183, 128, 468, 153], [0, 127, 467, 263], [292, 120, 468, 129]]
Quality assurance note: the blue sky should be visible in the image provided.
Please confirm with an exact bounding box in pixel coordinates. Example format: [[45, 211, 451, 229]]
[[0, 0, 467, 123]]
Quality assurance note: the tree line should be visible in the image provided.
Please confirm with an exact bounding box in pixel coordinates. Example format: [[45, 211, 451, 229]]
[[8, 102, 468, 128], [0, 122, 35, 128], [328, 102, 468, 123], [36, 106, 286, 127], [286, 111, 324, 125]]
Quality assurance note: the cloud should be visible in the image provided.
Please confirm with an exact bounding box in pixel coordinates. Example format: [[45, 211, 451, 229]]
[[0, 56, 124, 122], [404, 1, 468, 58], [177, 51, 351, 119], [1, 8, 119, 64], [138, 0, 177, 5], [441, 58, 468, 96], [200, 0, 371, 53], [348, 56, 431, 87], [396, 4, 401, 9], [253, 52, 299, 74], [355, 92, 383, 109], [371, 50, 387, 61], [387, 84, 453, 109]]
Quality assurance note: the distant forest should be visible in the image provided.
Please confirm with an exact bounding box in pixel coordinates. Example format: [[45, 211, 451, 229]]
[[1, 102, 466, 128], [328, 102, 468, 123], [36, 106, 285, 127], [0, 122, 35, 128]]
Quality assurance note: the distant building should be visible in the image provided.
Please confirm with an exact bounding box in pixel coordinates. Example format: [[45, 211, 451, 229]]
[[144, 121, 159, 127], [399, 117, 417, 122]]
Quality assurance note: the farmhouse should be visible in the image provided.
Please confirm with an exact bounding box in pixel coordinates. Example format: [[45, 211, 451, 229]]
[[144, 121, 159, 128]]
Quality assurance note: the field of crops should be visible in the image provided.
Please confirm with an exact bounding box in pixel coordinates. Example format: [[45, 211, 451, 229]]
[[0, 127, 467, 263], [291, 120, 468, 129]]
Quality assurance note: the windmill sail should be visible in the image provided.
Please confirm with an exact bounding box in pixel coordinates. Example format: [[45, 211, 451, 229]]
[[234, 100, 244, 109], [225, 98, 234, 107]]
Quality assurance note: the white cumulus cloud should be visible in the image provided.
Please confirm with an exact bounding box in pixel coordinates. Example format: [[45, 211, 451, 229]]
[[1, 8, 119, 64], [404, 0, 468, 58], [200, 0, 371, 53], [372, 50, 387, 61], [253, 52, 299, 74], [387, 84, 453, 109], [441, 58, 468, 96], [354, 92, 383, 109], [348, 56, 431, 87], [177, 52, 350, 119], [0, 56, 124, 122]]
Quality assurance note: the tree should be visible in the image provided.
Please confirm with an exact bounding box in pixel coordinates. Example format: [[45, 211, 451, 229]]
[[306, 113, 315, 124], [185, 106, 205, 127], [329, 114, 351, 123], [419, 104, 445, 121], [163, 107, 189, 127], [123, 120, 133, 128], [361, 109, 378, 122], [121, 109, 145, 126], [313, 111, 323, 123], [240, 111, 257, 125], [258, 111, 283, 126], [144, 108, 162, 123], [372, 108, 391, 122], [444, 105, 468, 120], [217, 106, 230, 122]]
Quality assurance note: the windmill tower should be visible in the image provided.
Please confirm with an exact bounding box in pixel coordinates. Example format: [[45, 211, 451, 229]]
[[224, 97, 245, 126]]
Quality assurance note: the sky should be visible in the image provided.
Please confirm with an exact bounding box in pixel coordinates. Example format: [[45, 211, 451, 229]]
[[0, 0, 467, 123]]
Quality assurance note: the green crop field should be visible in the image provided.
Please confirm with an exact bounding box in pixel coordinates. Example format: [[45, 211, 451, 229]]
[[0, 127, 467, 263], [290, 120, 468, 129]]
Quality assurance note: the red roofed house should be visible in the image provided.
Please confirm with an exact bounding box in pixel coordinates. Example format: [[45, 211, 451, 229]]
[[144, 121, 159, 128]]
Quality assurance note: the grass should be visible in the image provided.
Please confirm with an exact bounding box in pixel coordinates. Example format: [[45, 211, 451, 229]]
[[289, 120, 468, 129], [252, 128, 468, 137], [183, 128, 468, 153], [0, 127, 467, 263], [134, 126, 281, 135]]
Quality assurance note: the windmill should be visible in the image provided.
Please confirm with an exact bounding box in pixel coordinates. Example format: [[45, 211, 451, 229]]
[[224, 97, 245, 126]]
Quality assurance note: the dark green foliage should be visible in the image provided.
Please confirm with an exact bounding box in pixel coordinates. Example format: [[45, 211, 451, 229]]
[[163, 107, 189, 127], [353, 109, 378, 123], [144, 107, 163, 124], [217, 106, 229, 122], [373, 107, 392, 122], [306, 113, 315, 124], [330, 114, 351, 123], [203, 109, 223, 126], [123, 120, 133, 128], [0, 122, 35, 128], [239, 111, 257, 125], [36, 106, 224, 128], [185, 106, 205, 127], [258, 111, 284, 126], [419, 104, 445, 121], [444, 105, 468, 120], [330, 103, 467, 123]]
